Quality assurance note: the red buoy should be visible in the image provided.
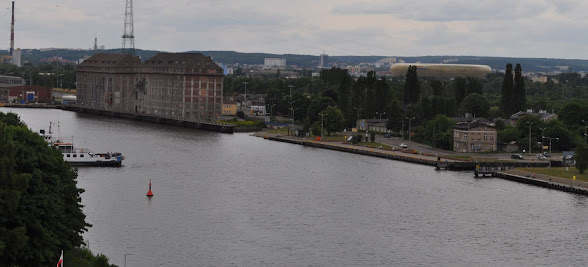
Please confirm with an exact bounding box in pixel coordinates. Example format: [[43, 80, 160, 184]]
[[147, 179, 154, 197]]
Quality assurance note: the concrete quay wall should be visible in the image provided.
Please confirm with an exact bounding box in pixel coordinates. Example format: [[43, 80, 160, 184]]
[[64, 106, 234, 134], [494, 172, 588, 196]]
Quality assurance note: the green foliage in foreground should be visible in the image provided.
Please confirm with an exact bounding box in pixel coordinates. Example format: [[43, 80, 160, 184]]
[[64, 247, 117, 267], [0, 112, 114, 266]]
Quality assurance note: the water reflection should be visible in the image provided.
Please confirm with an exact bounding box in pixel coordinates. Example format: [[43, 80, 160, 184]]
[[3, 107, 588, 266]]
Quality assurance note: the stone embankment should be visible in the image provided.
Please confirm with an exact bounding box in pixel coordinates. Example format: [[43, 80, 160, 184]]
[[256, 132, 587, 196]]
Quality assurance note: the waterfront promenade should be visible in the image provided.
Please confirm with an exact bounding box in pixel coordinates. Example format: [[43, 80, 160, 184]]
[[255, 131, 588, 195]]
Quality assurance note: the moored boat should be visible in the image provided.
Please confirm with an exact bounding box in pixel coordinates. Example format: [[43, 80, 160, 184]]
[[39, 125, 125, 167]]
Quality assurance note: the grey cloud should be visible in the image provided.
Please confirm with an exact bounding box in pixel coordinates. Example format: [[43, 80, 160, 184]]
[[331, 0, 547, 22]]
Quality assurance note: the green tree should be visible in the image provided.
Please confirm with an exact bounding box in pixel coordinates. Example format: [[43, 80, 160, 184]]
[[501, 63, 515, 116], [0, 112, 91, 266], [543, 120, 576, 151], [458, 93, 490, 118], [403, 65, 420, 105], [498, 126, 520, 143], [576, 143, 588, 174], [466, 77, 484, 95], [430, 79, 445, 96], [558, 100, 588, 127], [514, 64, 526, 114], [454, 77, 467, 104], [515, 115, 543, 151], [322, 106, 345, 135], [385, 99, 403, 131], [423, 115, 456, 150]]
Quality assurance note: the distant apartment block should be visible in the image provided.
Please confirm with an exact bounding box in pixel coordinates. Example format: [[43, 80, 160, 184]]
[[378, 57, 396, 64], [319, 54, 329, 68], [0, 75, 24, 88], [264, 58, 286, 68]]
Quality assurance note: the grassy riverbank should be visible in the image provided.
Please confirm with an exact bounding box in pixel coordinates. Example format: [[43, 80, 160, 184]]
[[523, 167, 588, 182]]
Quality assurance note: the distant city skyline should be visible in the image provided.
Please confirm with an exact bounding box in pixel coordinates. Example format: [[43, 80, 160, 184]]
[[2, 0, 588, 59]]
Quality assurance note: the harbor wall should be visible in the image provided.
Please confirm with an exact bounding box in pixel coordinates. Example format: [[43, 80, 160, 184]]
[[493, 172, 588, 196], [64, 105, 234, 133]]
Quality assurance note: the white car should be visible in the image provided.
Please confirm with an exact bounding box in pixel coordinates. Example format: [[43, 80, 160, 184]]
[[399, 143, 408, 148]]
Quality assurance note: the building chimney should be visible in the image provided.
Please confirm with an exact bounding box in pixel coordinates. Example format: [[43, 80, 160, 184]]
[[10, 1, 15, 56]]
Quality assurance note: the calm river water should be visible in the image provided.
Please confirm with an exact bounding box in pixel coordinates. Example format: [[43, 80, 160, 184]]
[[3, 107, 588, 266]]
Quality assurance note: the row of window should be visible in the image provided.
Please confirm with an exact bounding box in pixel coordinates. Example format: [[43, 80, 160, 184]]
[[454, 143, 495, 151], [64, 153, 84, 158], [455, 131, 494, 140]]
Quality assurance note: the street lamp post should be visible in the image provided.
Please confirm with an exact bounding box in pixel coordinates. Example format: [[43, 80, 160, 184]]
[[288, 85, 294, 120], [527, 121, 533, 154], [376, 112, 386, 123], [124, 253, 133, 267], [242, 82, 248, 109], [405, 117, 415, 143], [320, 112, 327, 140], [583, 120, 586, 144], [543, 136, 559, 167], [353, 107, 363, 119]]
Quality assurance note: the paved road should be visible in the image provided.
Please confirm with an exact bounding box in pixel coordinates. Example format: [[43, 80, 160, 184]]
[[374, 135, 560, 162]]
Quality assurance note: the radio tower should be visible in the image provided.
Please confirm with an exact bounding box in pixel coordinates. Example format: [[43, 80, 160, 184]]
[[122, 0, 135, 55], [10, 1, 15, 56]]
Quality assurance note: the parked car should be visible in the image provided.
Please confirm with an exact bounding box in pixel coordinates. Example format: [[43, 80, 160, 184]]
[[399, 143, 408, 148], [536, 154, 547, 160], [511, 154, 524, 159]]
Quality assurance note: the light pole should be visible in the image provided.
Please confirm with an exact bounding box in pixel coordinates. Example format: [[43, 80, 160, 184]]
[[124, 253, 133, 267], [353, 107, 363, 119], [543, 136, 559, 167], [543, 136, 559, 155], [288, 85, 294, 120], [405, 116, 415, 143], [583, 120, 586, 144], [376, 112, 386, 123], [320, 112, 327, 140], [270, 104, 275, 121], [539, 127, 545, 152], [242, 82, 248, 108], [527, 121, 533, 154]]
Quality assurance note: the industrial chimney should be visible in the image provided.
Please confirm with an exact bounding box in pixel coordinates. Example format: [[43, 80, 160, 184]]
[[10, 1, 15, 56]]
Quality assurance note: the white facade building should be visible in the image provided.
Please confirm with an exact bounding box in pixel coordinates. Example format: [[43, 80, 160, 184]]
[[264, 58, 286, 68]]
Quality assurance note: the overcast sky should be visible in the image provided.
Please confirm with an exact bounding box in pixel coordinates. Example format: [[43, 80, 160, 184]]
[[2, 0, 588, 58]]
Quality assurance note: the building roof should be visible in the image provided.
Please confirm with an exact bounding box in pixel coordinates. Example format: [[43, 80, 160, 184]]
[[510, 110, 557, 121], [78, 54, 141, 68], [390, 63, 491, 78], [142, 53, 222, 70], [453, 122, 495, 131], [451, 117, 490, 123]]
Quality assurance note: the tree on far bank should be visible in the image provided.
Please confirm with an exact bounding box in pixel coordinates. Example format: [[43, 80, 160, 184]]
[[514, 64, 526, 114], [454, 77, 467, 104], [322, 106, 345, 135], [458, 93, 490, 118], [501, 63, 515, 116], [403, 65, 420, 105], [576, 142, 588, 174]]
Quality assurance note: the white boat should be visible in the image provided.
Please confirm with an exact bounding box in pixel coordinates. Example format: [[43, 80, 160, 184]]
[[39, 125, 125, 167]]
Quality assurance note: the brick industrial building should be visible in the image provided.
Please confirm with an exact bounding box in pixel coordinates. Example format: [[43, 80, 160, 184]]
[[0, 85, 52, 103], [76, 53, 224, 121]]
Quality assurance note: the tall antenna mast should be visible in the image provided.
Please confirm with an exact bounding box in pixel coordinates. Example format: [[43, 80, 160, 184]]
[[122, 0, 135, 55], [10, 1, 15, 56]]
